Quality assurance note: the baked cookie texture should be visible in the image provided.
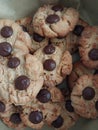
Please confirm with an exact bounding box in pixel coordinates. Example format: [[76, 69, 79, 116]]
[[33, 4, 79, 38], [34, 44, 72, 87], [71, 74, 98, 119], [1, 104, 25, 129], [0, 19, 44, 105], [79, 26, 98, 69], [21, 102, 61, 129], [51, 19, 88, 54], [16, 17, 49, 52], [50, 101, 79, 130], [68, 61, 94, 90]]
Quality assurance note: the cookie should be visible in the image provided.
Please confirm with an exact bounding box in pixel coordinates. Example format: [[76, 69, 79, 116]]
[[33, 4, 79, 38], [68, 61, 94, 90], [0, 20, 44, 105], [71, 74, 98, 118], [16, 17, 49, 52], [79, 26, 98, 69], [1, 104, 25, 129], [50, 100, 79, 130], [34, 44, 72, 87], [50, 19, 88, 54], [21, 102, 61, 129], [36, 86, 64, 103]]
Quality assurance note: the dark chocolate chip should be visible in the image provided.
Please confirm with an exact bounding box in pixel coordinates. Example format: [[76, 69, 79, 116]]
[[43, 44, 55, 54], [0, 42, 12, 57], [52, 5, 63, 12], [88, 49, 98, 61], [21, 25, 28, 32], [82, 87, 95, 100], [65, 100, 74, 112], [37, 89, 51, 103], [29, 111, 43, 124], [0, 101, 5, 112], [33, 33, 45, 42], [95, 101, 98, 110], [15, 75, 30, 90], [94, 70, 98, 75], [1, 26, 13, 38], [51, 116, 64, 128], [73, 25, 84, 36], [46, 14, 60, 24], [43, 59, 56, 71], [10, 113, 21, 124], [7, 57, 20, 68]]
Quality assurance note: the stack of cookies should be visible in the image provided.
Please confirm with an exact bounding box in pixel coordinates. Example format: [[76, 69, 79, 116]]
[[0, 3, 97, 130]]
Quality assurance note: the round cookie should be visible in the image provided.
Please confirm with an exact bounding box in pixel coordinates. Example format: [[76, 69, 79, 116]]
[[0, 19, 44, 105], [36, 86, 64, 103], [21, 102, 61, 129], [34, 44, 72, 87], [49, 101, 79, 130], [51, 19, 88, 54], [68, 61, 94, 90], [71, 74, 98, 119], [16, 17, 49, 52], [1, 104, 25, 129], [79, 26, 98, 69], [33, 4, 79, 38]]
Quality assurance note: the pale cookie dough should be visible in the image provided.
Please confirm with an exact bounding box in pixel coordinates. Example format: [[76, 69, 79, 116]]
[[16, 17, 49, 52], [50, 101, 79, 130], [1, 104, 25, 129], [0, 20, 43, 106], [33, 4, 79, 38], [71, 74, 98, 119], [79, 26, 98, 69], [34, 44, 72, 87], [51, 19, 88, 54], [21, 102, 61, 129], [68, 61, 94, 90]]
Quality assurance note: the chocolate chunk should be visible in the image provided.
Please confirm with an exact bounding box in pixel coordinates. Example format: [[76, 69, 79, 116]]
[[29, 111, 43, 124], [82, 87, 95, 100], [65, 100, 74, 112], [73, 25, 84, 36], [21, 25, 28, 32], [33, 33, 45, 42], [15, 75, 30, 90], [95, 101, 98, 110], [37, 89, 51, 103], [46, 14, 60, 24], [10, 113, 21, 124], [51, 116, 64, 128], [0, 42, 12, 57], [52, 5, 63, 12], [1, 26, 13, 38], [0, 101, 5, 112], [8, 57, 20, 68], [43, 44, 55, 54], [43, 59, 56, 71], [94, 70, 98, 75], [88, 49, 98, 61]]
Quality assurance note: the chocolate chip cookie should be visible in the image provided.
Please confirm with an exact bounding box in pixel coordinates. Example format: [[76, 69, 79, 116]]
[[21, 102, 61, 129], [79, 26, 98, 69], [71, 74, 98, 118], [0, 19, 44, 105], [50, 101, 79, 130], [33, 4, 79, 38], [34, 44, 72, 87], [16, 17, 49, 52], [51, 19, 88, 54], [68, 61, 94, 90], [1, 104, 25, 129]]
